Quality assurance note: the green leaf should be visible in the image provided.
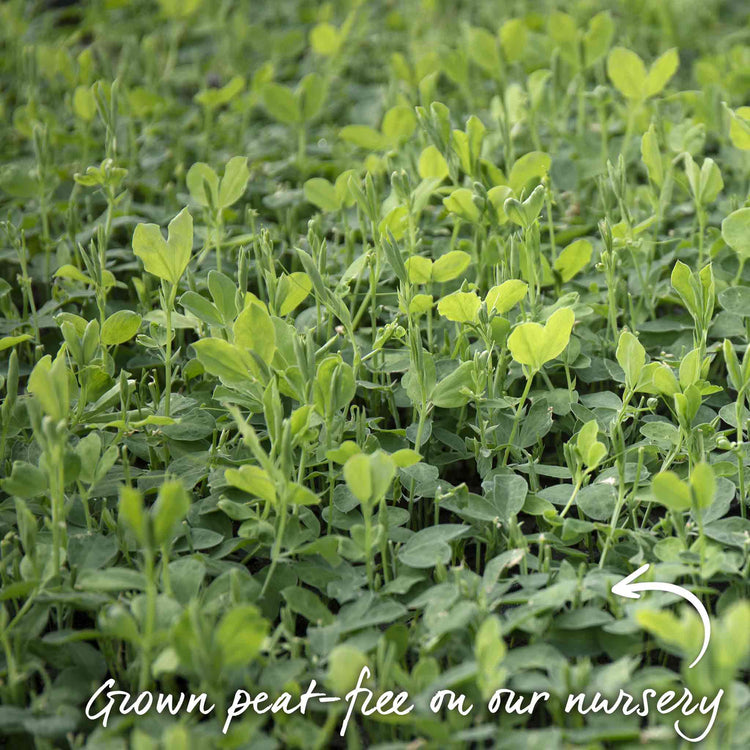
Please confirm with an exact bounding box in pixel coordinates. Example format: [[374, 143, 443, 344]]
[[73, 85, 97, 121], [504, 184, 545, 228], [727, 106, 750, 151], [119, 486, 146, 543], [381, 105, 416, 142], [343, 450, 395, 506], [101, 310, 141, 345], [132, 207, 193, 286], [0, 334, 32, 352], [405, 256, 433, 285], [443, 188, 480, 222], [344, 453, 372, 505], [583, 12, 614, 67], [277, 272, 312, 316], [282, 586, 333, 625], [437, 291, 481, 323], [690, 462, 716, 510], [549, 12, 578, 67], [509, 151, 551, 194], [432, 361, 474, 408], [288, 483, 321, 506], [508, 307, 575, 371], [218, 156, 249, 209], [327, 645, 369, 694], [398, 524, 468, 568], [417, 145, 449, 180], [54, 264, 93, 284], [678, 348, 702, 389], [652, 471, 692, 511], [0, 461, 47, 498], [339, 124, 389, 150], [310, 22, 342, 56], [431, 251, 471, 283], [28, 353, 70, 421], [225, 465, 276, 504], [616, 330, 646, 392], [180, 291, 223, 326], [152, 480, 190, 547], [487, 185, 513, 223], [304, 178, 340, 212], [192, 338, 255, 384], [186, 162, 219, 207], [484, 473, 528, 523], [261, 83, 300, 124], [216, 605, 268, 668], [469, 26, 501, 73], [298, 73, 327, 121], [326, 441, 361, 464], [722, 208, 750, 258], [314, 355, 356, 417], [391, 449, 422, 468], [409, 293, 434, 315], [208, 270, 239, 322], [576, 420, 606, 469], [645, 48, 679, 98], [379, 205, 409, 241], [499, 19, 527, 63], [233, 303, 276, 363], [77, 567, 146, 592], [699, 158, 723, 205], [719, 287, 750, 317], [553, 239, 592, 282], [475, 615, 507, 698], [369, 451, 396, 505], [607, 47, 647, 100], [670, 261, 699, 317], [485, 279, 527, 313], [641, 124, 664, 187], [158, 0, 201, 19]]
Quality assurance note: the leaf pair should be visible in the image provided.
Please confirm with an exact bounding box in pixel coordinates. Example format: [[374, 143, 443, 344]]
[[405, 250, 471, 285], [192, 302, 278, 386], [671, 261, 714, 332], [507, 307, 575, 372], [684, 154, 723, 207], [576, 420, 606, 470], [340, 105, 416, 150], [615, 330, 680, 396], [262, 74, 327, 125], [225, 464, 319, 507], [437, 280, 528, 324], [119, 480, 190, 548], [186, 156, 249, 212], [652, 462, 715, 512], [28, 353, 70, 422], [607, 47, 679, 101], [504, 184, 546, 229], [303, 170, 357, 213], [344, 450, 396, 506], [132, 207, 193, 286]]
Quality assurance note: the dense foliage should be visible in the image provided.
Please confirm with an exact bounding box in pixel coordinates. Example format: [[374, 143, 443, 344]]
[[1, 0, 750, 747]]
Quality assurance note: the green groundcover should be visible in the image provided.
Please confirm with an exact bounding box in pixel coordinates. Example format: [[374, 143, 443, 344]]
[[1, 0, 749, 747]]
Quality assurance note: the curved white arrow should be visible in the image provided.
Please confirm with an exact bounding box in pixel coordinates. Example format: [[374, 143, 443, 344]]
[[611, 563, 710, 669]]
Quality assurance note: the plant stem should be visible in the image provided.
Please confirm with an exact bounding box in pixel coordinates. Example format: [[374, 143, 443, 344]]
[[163, 283, 176, 418], [214, 214, 223, 275], [139, 547, 157, 691], [559, 476, 584, 519], [503, 372, 534, 466], [261, 502, 287, 597]]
